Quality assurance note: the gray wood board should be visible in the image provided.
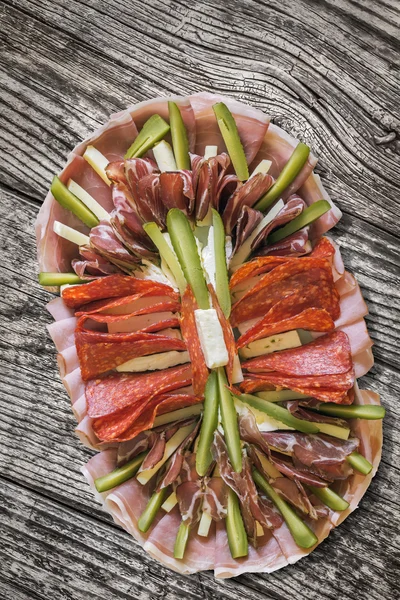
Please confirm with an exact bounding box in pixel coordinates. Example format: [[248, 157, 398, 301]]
[[0, 0, 399, 598]]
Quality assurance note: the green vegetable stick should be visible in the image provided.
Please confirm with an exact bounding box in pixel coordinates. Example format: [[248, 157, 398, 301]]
[[347, 452, 373, 475], [51, 176, 99, 228], [313, 403, 386, 420], [168, 101, 191, 170], [143, 222, 187, 294], [255, 143, 310, 212], [308, 486, 349, 511], [218, 368, 242, 473], [213, 102, 249, 181], [212, 208, 231, 318], [267, 200, 331, 244], [125, 114, 170, 159], [253, 469, 318, 549], [196, 372, 219, 477], [138, 487, 169, 533], [173, 521, 190, 559], [256, 390, 311, 403], [94, 452, 147, 493], [38, 273, 85, 287], [239, 393, 320, 434], [225, 488, 248, 558], [167, 208, 210, 309]]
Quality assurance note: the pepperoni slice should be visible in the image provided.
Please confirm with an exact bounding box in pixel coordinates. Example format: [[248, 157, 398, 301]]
[[236, 307, 335, 349], [79, 312, 180, 332], [308, 237, 336, 259], [242, 332, 352, 376], [230, 258, 339, 326], [208, 284, 237, 385], [229, 256, 290, 289], [86, 363, 193, 418], [75, 291, 179, 316], [63, 274, 177, 309], [75, 324, 187, 380], [180, 286, 209, 396], [240, 376, 353, 404]]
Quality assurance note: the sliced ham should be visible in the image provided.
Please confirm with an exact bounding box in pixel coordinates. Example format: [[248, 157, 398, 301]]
[[353, 348, 374, 378], [299, 173, 342, 237], [75, 416, 109, 451], [46, 297, 75, 321], [335, 282, 369, 328], [57, 345, 79, 378], [47, 317, 77, 352], [72, 394, 87, 422], [189, 92, 269, 163], [62, 367, 85, 403]]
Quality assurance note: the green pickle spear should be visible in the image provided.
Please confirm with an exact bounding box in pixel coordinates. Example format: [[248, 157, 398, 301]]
[[125, 114, 170, 159], [51, 176, 99, 228], [143, 222, 187, 294], [255, 143, 310, 212], [253, 469, 318, 548], [167, 208, 210, 309], [239, 393, 320, 434], [313, 403, 385, 420], [267, 200, 330, 244], [212, 208, 231, 318], [347, 452, 373, 475], [168, 101, 191, 170], [38, 273, 85, 287], [213, 102, 249, 181], [196, 371, 219, 477], [308, 486, 349, 511], [174, 521, 190, 559], [94, 452, 147, 493], [218, 368, 242, 473], [138, 487, 169, 533], [226, 488, 248, 558]]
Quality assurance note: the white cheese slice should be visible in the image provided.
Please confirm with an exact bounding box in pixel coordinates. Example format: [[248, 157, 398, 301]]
[[198, 512, 213, 537], [229, 199, 285, 269], [83, 146, 111, 186], [116, 350, 190, 373], [162, 491, 178, 513], [67, 179, 110, 221], [153, 140, 177, 172], [250, 159, 272, 177], [239, 330, 302, 359], [134, 259, 178, 291], [194, 309, 229, 369], [137, 423, 196, 485], [204, 145, 218, 159], [53, 221, 90, 246], [234, 398, 293, 433], [231, 353, 244, 384], [201, 226, 216, 287]]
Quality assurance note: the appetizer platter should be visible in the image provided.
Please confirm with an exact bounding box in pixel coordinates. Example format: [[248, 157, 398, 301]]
[[36, 92, 384, 578]]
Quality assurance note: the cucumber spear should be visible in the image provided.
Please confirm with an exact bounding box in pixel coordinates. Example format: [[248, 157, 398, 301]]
[[218, 368, 242, 473], [196, 371, 219, 477], [51, 176, 99, 228], [125, 114, 170, 159], [38, 273, 85, 287], [143, 222, 186, 295], [168, 101, 191, 170], [213, 102, 249, 181], [253, 469, 318, 548], [138, 487, 170, 533], [226, 488, 248, 558], [212, 209, 231, 318], [312, 403, 385, 420], [255, 143, 310, 212], [94, 452, 147, 493], [173, 521, 190, 559], [308, 486, 349, 511], [347, 452, 373, 475], [167, 208, 210, 309], [267, 200, 330, 244]]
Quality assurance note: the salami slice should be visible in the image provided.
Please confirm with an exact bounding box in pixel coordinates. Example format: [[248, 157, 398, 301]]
[[242, 331, 352, 376], [209, 284, 237, 386], [236, 307, 335, 349], [86, 363, 193, 418], [75, 291, 179, 316], [75, 326, 187, 380], [229, 256, 290, 289], [180, 286, 209, 396], [230, 258, 339, 326], [63, 274, 177, 309], [79, 312, 180, 333], [308, 237, 336, 259]]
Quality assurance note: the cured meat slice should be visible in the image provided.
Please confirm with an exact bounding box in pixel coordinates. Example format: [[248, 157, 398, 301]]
[[338, 319, 373, 357], [236, 307, 335, 349], [62, 367, 85, 403], [72, 394, 87, 422], [57, 345, 79, 378], [299, 173, 342, 237], [76, 293, 179, 317], [242, 331, 352, 376], [180, 286, 209, 396], [75, 325, 187, 380], [47, 316, 77, 352], [144, 506, 216, 574], [159, 171, 195, 215], [335, 282, 369, 328], [46, 297, 75, 321], [251, 195, 306, 252], [223, 173, 274, 235], [62, 275, 177, 309], [233, 206, 263, 255], [191, 152, 232, 218], [189, 92, 270, 163], [72, 245, 122, 279], [230, 258, 339, 326], [214, 521, 288, 578], [353, 348, 374, 378], [273, 517, 332, 565], [258, 227, 311, 257], [229, 256, 290, 289]]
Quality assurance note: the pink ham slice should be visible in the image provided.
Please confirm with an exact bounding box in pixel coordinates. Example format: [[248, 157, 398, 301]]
[[57, 345, 79, 378], [47, 317, 77, 352], [330, 384, 383, 526], [72, 394, 87, 422], [75, 415, 113, 451], [213, 521, 288, 578], [353, 348, 374, 378], [300, 173, 342, 237], [273, 517, 333, 565], [143, 506, 216, 574], [36, 111, 138, 273], [189, 92, 269, 163], [335, 283, 369, 328], [127, 96, 196, 152], [62, 367, 85, 403], [46, 297, 75, 321]]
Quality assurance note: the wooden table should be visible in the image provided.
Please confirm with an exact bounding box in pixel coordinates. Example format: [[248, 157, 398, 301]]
[[1, 1, 399, 598]]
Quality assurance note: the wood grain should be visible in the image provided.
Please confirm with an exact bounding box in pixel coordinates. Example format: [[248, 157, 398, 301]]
[[0, 0, 399, 597]]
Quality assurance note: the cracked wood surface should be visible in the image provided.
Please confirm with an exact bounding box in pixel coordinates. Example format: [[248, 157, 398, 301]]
[[0, 0, 399, 598]]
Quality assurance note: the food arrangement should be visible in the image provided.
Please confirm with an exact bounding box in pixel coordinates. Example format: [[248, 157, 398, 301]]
[[36, 92, 384, 577]]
